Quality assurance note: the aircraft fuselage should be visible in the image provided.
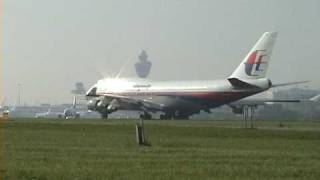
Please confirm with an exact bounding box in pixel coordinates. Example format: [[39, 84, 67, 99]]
[[87, 78, 269, 115]]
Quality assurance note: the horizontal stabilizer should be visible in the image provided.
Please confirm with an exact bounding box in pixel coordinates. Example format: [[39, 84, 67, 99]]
[[272, 81, 309, 88]]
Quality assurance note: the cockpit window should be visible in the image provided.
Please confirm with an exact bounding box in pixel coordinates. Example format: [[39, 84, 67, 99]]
[[86, 87, 97, 96]]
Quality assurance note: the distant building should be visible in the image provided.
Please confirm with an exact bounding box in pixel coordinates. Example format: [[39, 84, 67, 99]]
[[135, 50, 152, 78]]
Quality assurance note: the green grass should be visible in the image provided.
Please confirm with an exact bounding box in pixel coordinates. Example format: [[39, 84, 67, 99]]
[[1, 119, 320, 180]]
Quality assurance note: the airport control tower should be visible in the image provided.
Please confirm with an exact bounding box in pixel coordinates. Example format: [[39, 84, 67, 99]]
[[71, 82, 86, 95], [135, 50, 152, 78]]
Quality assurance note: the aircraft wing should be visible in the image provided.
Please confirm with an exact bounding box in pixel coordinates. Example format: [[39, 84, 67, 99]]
[[309, 95, 320, 102], [230, 99, 300, 106], [103, 93, 165, 112]]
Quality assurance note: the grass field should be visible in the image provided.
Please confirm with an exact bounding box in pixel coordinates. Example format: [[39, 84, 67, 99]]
[[1, 119, 320, 180]]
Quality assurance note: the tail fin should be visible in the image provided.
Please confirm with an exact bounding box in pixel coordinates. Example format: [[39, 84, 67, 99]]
[[72, 96, 77, 109], [229, 32, 277, 80]]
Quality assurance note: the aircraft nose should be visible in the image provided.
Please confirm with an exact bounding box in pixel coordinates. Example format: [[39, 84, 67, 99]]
[[86, 85, 97, 97]]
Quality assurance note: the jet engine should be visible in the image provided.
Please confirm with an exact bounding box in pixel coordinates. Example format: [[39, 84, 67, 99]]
[[87, 98, 99, 111], [87, 97, 119, 113], [106, 99, 120, 113]]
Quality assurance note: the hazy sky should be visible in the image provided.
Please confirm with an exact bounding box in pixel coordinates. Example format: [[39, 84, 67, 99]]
[[3, 0, 320, 105]]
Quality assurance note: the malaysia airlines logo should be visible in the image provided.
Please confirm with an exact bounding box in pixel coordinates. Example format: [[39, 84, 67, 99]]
[[245, 50, 268, 76]]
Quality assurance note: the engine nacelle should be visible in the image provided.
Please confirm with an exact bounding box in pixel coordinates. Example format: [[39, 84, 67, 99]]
[[87, 97, 118, 114], [106, 99, 120, 113], [87, 99, 99, 111]]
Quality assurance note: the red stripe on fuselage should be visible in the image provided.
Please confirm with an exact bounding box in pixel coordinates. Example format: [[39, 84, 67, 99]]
[[100, 91, 258, 104]]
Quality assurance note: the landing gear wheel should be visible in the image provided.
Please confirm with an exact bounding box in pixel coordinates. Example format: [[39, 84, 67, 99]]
[[160, 114, 165, 120], [160, 113, 174, 120], [140, 113, 152, 120], [173, 111, 190, 120], [175, 115, 189, 120], [101, 112, 108, 119]]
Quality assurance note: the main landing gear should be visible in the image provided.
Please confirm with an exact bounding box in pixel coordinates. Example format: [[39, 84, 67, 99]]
[[139, 112, 152, 120], [243, 105, 257, 129], [101, 110, 109, 119], [159, 112, 190, 120]]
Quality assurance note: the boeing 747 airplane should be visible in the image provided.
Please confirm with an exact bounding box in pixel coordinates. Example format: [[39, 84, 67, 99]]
[[86, 32, 308, 119]]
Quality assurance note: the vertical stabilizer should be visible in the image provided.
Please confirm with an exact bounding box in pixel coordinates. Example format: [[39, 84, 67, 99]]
[[229, 32, 277, 80], [72, 96, 77, 109]]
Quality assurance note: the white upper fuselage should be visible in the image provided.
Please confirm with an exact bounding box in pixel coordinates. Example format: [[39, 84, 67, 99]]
[[95, 78, 232, 94], [93, 78, 269, 95]]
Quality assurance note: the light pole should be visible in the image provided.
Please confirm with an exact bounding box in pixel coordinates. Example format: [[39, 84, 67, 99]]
[[17, 83, 22, 106]]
